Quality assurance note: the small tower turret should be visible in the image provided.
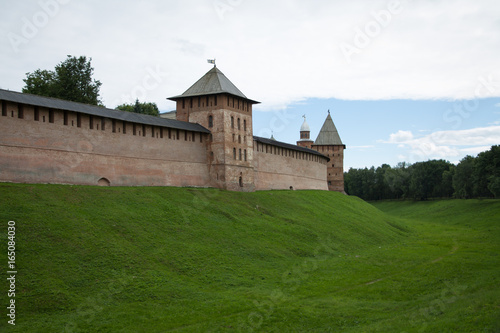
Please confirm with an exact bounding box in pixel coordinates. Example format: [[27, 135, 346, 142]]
[[296, 115, 314, 149]]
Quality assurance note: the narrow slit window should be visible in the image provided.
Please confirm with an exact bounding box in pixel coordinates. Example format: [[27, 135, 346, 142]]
[[34, 107, 39, 121], [18, 104, 24, 119], [1, 101, 6, 117]]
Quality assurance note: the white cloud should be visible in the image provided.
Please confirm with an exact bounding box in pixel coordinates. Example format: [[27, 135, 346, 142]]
[[495, 103, 500, 107], [1, 0, 500, 111], [388, 130, 414, 143], [385, 125, 500, 161]]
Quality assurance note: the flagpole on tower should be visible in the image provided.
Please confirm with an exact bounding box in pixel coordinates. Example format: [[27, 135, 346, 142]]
[[207, 58, 216, 67]]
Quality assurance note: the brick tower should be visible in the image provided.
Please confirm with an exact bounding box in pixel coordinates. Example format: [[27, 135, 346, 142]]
[[168, 65, 259, 191], [311, 111, 346, 192]]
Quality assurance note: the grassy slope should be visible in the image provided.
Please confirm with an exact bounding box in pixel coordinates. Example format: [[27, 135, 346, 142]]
[[372, 199, 500, 333], [0, 184, 498, 332]]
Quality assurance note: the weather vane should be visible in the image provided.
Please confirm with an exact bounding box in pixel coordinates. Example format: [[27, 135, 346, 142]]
[[207, 58, 216, 67]]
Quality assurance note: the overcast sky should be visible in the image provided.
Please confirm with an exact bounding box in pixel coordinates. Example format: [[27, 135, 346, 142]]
[[2, 0, 499, 169]]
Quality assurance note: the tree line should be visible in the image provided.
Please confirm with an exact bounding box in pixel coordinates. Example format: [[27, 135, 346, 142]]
[[344, 145, 500, 200]]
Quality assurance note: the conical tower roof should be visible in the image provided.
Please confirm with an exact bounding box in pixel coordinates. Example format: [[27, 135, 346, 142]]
[[314, 112, 343, 145], [168, 66, 259, 104]]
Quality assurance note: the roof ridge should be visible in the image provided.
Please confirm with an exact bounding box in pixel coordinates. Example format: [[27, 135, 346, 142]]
[[0, 88, 210, 133]]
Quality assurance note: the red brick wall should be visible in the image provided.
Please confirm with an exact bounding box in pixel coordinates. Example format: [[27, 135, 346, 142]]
[[0, 102, 211, 187], [253, 141, 328, 191]]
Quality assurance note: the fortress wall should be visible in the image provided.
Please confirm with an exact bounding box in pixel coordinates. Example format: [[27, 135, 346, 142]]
[[0, 102, 210, 187], [253, 142, 328, 191]]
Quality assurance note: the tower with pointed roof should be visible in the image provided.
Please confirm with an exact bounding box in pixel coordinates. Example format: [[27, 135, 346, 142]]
[[297, 111, 345, 192], [310, 111, 346, 192], [168, 65, 259, 191]]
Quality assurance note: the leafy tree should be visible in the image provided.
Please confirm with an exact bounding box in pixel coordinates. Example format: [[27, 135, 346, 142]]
[[22, 69, 55, 97], [487, 176, 500, 198], [441, 167, 455, 198], [116, 99, 159, 117], [384, 162, 410, 199], [453, 156, 475, 198], [23, 55, 102, 105], [374, 164, 393, 200], [473, 145, 500, 197], [408, 160, 453, 200]]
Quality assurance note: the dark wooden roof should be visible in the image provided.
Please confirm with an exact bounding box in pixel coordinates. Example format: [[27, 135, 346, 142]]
[[0, 89, 210, 133], [253, 136, 329, 160], [168, 66, 259, 104]]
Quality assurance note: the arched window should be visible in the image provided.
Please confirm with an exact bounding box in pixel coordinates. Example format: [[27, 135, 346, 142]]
[[238, 135, 241, 143], [208, 115, 213, 128], [231, 116, 234, 128], [233, 148, 236, 159], [244, 119, 246, 131], [244, 149, 247, 161], [237, 118, 240, 130], [239, 176, 243, 187], [239, 149, 242, 160]]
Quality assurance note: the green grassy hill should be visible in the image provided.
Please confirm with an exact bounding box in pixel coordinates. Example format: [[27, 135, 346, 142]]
[[0, 184, 499, 332]]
